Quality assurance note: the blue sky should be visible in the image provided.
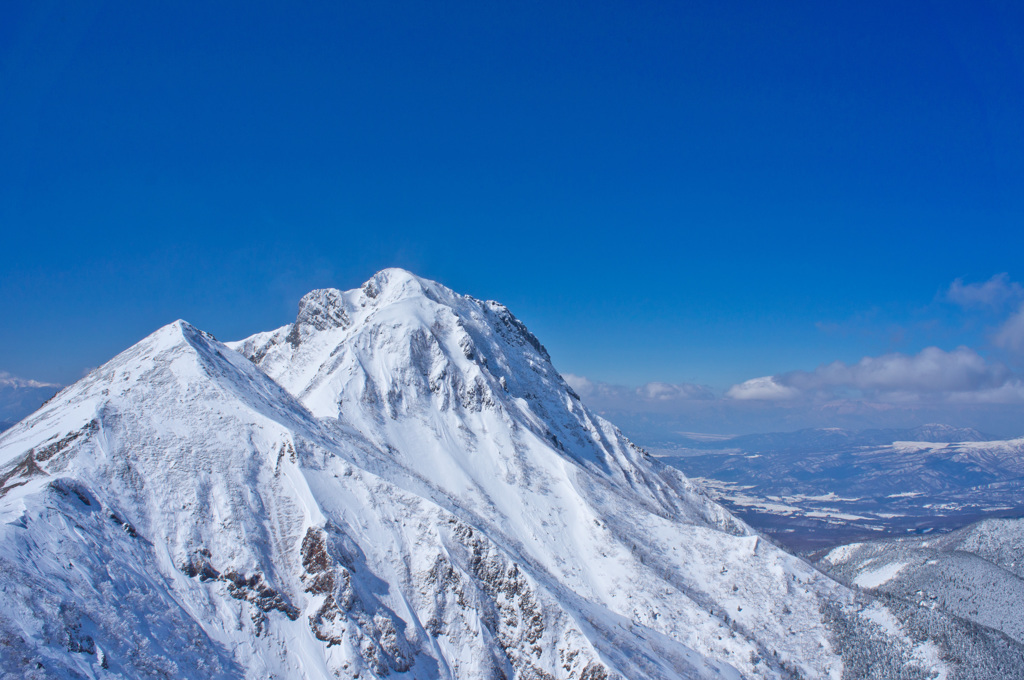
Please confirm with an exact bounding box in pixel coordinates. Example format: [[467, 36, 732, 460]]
[[3, 2, 1024, 433]]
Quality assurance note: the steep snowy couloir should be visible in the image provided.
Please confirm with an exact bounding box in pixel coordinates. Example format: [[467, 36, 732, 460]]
[[1, 269, 1014, 679]]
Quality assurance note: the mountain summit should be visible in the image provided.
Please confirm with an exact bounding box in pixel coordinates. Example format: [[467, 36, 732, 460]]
[[1, 270, 1019, 679]]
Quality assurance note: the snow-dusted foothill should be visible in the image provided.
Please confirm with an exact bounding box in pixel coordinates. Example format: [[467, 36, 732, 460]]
[[820, 517, 1024, 646], [1, 269, 1020, 679]]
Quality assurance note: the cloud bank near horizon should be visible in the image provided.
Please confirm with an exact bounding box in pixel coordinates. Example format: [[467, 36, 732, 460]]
[[728, 346, 1024, 404], [563, 374, 715, 404], [567, 275, 1024, 438], [0, 371, 60, 390], [566, 368, 1024, 439]]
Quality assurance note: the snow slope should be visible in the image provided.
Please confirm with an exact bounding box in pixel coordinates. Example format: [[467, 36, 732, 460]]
[[820, 517, 1024, 645], [2, 269, 1019, 679]]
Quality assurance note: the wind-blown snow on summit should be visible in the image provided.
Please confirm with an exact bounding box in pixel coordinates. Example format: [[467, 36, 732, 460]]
[[2, 269, 1017, 679]]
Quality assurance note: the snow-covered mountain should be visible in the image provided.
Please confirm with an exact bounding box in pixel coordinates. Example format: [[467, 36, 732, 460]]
[[2, 269, 1021, 679], [819, 517, 1024, 645]]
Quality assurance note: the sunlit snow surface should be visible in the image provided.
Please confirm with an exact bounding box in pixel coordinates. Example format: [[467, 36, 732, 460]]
[[0, 270, 1015, 679], [821, 516, 1024, 648]]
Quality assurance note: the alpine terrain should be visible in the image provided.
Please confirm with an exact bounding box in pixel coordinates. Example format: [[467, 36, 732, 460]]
[[819, 516, 1024, 645], [2, 269, 1022, 679]]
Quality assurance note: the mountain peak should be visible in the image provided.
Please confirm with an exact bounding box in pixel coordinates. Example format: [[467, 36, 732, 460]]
[[359, 267, 431, 301], [236, 271, 558, 422], [291, 288, 351, 334], [1, 272, 996, 679], [235, 274, 562, 447], [282, 270, 453, 349], [905, 422, 990, 442], [143, 319, 214, 352]]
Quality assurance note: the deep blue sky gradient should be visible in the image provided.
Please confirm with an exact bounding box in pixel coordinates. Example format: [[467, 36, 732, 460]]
[[3, 1, 1023, 395]]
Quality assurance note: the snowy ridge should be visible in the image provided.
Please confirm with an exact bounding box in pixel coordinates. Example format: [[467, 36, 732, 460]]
[[2, 269, 1019, 679]]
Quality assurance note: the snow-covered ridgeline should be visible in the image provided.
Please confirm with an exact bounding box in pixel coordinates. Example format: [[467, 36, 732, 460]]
[[1, 269, 1015, 679]]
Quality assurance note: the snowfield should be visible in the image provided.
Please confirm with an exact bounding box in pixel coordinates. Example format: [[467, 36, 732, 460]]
[[1, 269, 1021, 679]]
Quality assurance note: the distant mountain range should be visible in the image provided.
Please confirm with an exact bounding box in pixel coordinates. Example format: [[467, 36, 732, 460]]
[[684, 424, 995, 452], [652, 425, 1024, 553]]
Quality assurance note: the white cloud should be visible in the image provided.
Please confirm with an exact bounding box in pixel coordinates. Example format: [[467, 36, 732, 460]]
[[726, 376, 800, 401], [994, 305, 1024, 357], [798, 346, 1005, 394], [638, 381, 714, 401], [562, 373, 593, 395], [562, 373, 714, 405], [725, 346, 1024, 404], [947, 273, 1023, 309], [564, 366, 1024, 437], [945, 379, 1024, 404], [0, 371, 59, 389]]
